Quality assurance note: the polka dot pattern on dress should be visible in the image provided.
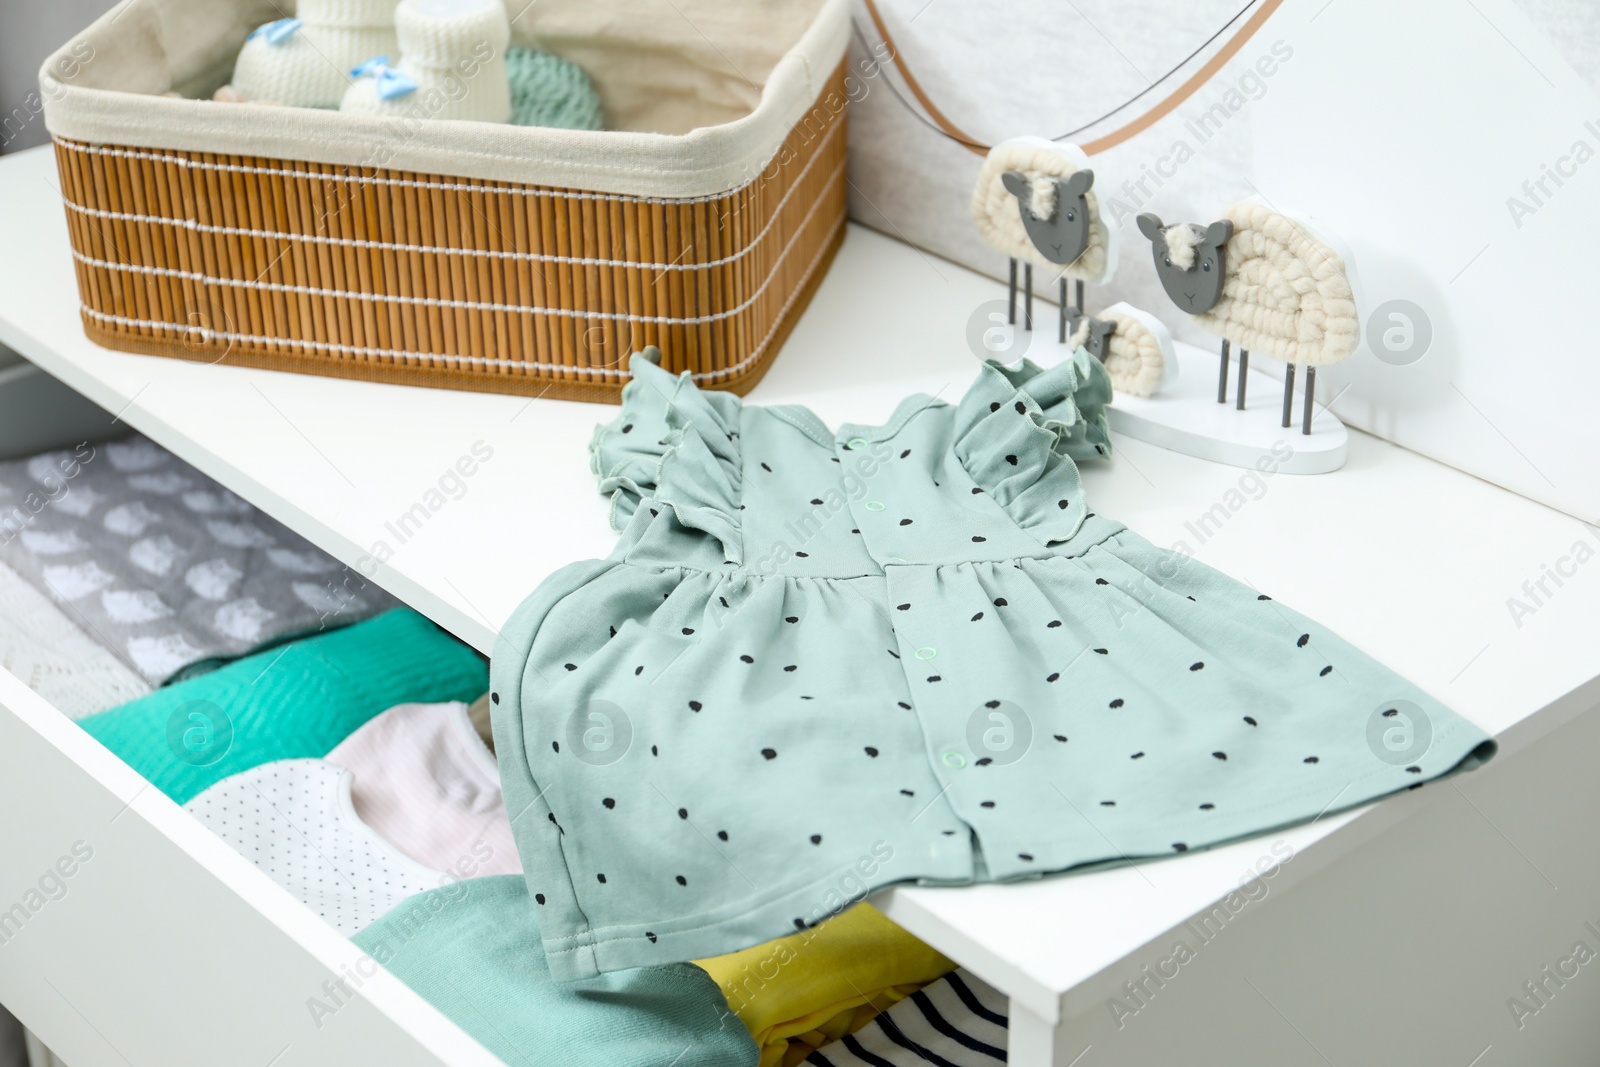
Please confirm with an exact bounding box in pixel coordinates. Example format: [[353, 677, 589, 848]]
[[487, 348, 1502, 983]]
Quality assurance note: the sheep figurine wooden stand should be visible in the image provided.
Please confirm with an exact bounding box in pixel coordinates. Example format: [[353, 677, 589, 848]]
[[972, 137, 1118, 340], [1136, 203, 1358, 434]]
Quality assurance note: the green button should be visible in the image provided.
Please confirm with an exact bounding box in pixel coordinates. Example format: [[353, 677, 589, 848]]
[[942, 751, 966, 769], [848, 437, 869, 450], [864, 501, 886, 512], [913, 646, 936, 660]]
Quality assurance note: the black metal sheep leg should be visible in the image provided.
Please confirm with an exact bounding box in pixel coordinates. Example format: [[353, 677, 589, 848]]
[[1058, 278, 1085, 344], [1024, 264, 1033, 332], [1008, 258, 1018, 325], [1302, 366, 1316, 435], [1281, 364, 1296, 428], [1217, 340, 1230, 404], [1236, 349, 1249, 410]]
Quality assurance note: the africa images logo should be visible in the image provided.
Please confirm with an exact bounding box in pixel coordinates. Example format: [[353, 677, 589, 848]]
[[166, 700, 234, 767]]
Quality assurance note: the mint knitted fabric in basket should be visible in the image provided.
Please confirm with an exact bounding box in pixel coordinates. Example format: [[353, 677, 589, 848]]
[[507, 47, 604, 130]]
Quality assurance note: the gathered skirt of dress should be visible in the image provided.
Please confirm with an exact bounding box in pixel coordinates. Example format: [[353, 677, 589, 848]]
[[492, 352, 1496, 980]]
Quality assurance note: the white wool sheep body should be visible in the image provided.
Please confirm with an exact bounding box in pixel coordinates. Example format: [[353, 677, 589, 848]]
[[972, 137, 1120, 334], [1195, 202, 1358, 368], [972, 137, 1118, 284], [1135, 200, 1358, 431], [1070, 302, 1177, 399]]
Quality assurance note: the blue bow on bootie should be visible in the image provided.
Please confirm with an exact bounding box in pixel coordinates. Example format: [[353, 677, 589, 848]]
[[351, 56, 418, 100], [247, 17, 301, 45]]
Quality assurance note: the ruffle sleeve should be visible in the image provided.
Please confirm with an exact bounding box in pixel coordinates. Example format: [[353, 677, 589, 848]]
[[951, 348, 1113, 546], [589, 353, 745, 562]]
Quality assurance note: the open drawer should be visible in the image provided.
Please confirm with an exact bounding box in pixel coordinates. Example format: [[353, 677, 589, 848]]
[[0, 665, 502, 1067]]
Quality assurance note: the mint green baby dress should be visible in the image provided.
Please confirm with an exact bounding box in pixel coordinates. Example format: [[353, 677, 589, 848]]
[[492, 351, 1495, 981]]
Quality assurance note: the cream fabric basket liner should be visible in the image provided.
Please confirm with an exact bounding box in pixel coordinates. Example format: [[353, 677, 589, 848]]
[[40, 0, 849, 198]]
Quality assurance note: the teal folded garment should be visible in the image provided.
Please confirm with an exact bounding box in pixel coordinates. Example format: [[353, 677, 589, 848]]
[[352, 876, 755, 1067], [79, 608, 486, 804]]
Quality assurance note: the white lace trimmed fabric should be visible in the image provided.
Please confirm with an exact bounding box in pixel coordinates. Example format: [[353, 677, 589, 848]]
[[0, 557, 150, 719]]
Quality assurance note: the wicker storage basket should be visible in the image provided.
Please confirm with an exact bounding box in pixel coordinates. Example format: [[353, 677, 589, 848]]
[[40, 0, 850, 401]]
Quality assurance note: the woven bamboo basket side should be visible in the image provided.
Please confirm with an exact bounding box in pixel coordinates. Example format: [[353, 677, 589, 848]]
[[55, 61, 851, 402]]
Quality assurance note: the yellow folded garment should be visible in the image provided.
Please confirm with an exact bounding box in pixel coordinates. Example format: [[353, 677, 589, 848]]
[[694, 903, 955, 1067]]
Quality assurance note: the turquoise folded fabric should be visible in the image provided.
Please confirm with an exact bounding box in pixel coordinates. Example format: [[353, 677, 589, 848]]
[[352, 876, 756, 1067], [79, 608, 486, 803]]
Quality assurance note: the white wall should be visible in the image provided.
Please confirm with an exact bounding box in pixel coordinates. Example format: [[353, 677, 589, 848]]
[[845, 0, 1600, 521], [0, 0, 117, 155]]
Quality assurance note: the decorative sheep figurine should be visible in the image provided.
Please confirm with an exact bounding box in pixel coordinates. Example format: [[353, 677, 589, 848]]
[[972, 137, 1119, 340], [1135, 202, 1358, 433], [1064, 309, 1116, 361], [1067, 303, 1176, 398]]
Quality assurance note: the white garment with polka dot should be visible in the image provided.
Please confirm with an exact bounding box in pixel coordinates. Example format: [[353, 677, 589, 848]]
[[184, 758, 450, 935]]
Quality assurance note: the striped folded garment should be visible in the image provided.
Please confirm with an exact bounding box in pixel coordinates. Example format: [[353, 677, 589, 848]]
[[808, 970, 1009, 1066]]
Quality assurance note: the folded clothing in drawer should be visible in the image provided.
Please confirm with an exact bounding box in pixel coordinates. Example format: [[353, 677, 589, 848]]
[[185, 757, 460, 936], [0, 435, 397, 684], [0, 557, 150, 718], [177, 701, 521, 934], [79, 607, 486, 803], [696, 903, 954, 1067], [804, 969, 1009, 1067], [352, 875, 758, 1067], [327, 699, 522, 877]]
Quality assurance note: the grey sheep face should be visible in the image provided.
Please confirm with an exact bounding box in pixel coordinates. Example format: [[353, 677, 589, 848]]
[[1001, 169, 1095, 266], [1067, 311, 1116, 361], [1137, 214, 1233, 315]]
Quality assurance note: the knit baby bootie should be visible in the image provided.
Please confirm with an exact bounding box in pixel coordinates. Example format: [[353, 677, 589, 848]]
[[339, 0, 512, 123], [231, 0, 401, 107]]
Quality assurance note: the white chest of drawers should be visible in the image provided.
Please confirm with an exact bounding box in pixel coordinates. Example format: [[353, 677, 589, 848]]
[[3, 142, 1599, 1065]]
